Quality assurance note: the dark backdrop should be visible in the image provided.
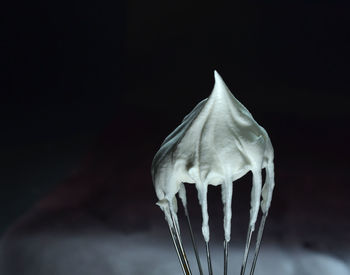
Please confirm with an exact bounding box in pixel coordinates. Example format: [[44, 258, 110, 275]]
[[1, 0, 350, 253]]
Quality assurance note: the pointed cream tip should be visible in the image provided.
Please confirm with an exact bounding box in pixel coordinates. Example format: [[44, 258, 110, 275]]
[[214, 70, 224, 84], [213, 70, 226, 89], [214, 70, 220, 79], [209, 70, 224, 99]]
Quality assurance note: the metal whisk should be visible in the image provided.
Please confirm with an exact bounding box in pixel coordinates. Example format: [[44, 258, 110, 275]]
[[152, 71, 275, 275], [158, 181, 270, 275]]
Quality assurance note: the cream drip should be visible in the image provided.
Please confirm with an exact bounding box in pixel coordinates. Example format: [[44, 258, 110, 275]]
[[152, 71, 275, 243]]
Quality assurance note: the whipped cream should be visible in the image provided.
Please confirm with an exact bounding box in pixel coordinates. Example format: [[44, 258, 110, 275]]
[[152, 71, 275, 242]]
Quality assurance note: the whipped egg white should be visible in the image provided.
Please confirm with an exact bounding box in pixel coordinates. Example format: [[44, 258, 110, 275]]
[[152, 71, 275, 242]]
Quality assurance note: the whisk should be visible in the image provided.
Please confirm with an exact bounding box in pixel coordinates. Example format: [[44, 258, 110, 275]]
[[157, 180, 272, 275], [152, 71, 275, 275]]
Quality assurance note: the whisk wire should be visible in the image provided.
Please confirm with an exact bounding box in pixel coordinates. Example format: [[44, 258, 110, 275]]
[[168, 223, 189, 274], [205, 241, 213, 275], [249, 213, 268, 275], [240, 225, 254, 275], [223, 240, 229, 275], [169, 204, 193, 275], [183, 205, 204, 275]]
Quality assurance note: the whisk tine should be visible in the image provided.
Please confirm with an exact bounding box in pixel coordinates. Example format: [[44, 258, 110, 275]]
[[169, 204, 193, 275], [183, 205, 204, 275], [205, 241, 213, 275], [224, 240, 229, 275], [240, 225, 254, 275], [249, 213, 268, 275], [168, 223, 189, 275]]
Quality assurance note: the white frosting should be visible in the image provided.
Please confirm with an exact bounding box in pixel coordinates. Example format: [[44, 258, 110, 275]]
[[152, 71, 275, 242]]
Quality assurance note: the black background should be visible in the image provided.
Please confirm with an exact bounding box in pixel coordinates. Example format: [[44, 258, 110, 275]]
[[1, 0, 350, 255]]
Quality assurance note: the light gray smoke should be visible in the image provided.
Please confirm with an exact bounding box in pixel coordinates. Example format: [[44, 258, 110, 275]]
[[1, 225, 349, 275]]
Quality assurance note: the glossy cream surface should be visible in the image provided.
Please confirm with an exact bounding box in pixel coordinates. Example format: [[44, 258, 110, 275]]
[[152, 71, 275, 242]]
